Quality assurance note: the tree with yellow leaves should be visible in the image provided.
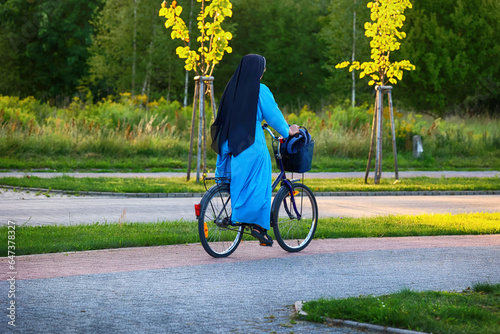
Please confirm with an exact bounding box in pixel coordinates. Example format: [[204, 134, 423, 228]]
[[336, 0, 415, 86], [159, 0, 233, 182], [337, 0, 415, 184], [159, 0, 233, 76]]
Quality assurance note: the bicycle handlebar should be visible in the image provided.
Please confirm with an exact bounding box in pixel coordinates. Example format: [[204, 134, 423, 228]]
[[262, 123, 278, 140], [262, 123, 299, 139]]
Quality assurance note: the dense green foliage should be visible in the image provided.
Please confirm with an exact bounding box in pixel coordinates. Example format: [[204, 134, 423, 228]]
[[0, 0, 102, 101], [322, 0, 500, 116], [218, 0, 329, 111], [0, 0, 499, 115], [398, 0, 500, 115], [86, 0, 186, 100]]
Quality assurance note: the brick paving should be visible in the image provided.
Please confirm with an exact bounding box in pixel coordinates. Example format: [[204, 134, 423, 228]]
[[2, 235, 498, 281]]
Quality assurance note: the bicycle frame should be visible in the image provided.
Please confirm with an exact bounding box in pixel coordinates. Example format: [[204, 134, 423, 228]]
[[263, 123, 302, 221], [200, 124, 303, 224]]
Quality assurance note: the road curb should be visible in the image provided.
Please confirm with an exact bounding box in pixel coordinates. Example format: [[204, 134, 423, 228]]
[[314, 190, 500, 196], [1, 185, 499, 198], [294, 301, 428, 334], [0, 185, 205, 198]]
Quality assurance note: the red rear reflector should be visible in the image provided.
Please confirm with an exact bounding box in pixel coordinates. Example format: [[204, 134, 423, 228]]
[[279, 137, 285, 143], [195, 204, 201, 217]]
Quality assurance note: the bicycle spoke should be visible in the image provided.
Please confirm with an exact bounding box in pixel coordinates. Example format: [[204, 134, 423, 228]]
[[199, 184, 242, 258], [272, 183, 318, 252]]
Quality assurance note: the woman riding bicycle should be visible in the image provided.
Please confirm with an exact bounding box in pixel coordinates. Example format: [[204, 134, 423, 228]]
[[210, 54, 299, 246]]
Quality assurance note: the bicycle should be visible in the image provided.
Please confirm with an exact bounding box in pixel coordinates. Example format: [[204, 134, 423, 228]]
[[195, 123, 318, 258]]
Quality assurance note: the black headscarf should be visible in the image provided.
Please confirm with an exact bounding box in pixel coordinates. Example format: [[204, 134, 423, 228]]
[[210, 54, 266, 157]]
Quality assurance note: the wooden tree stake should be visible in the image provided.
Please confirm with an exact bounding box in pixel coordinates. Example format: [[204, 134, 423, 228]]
[[365, 86, 399, 184], [187, 76, 216, 182]]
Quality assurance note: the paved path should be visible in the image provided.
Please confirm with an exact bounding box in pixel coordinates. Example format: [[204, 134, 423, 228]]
[[1, 235, 499, 333], [2, 170, 498, 226], [1, 188, 499, 226]]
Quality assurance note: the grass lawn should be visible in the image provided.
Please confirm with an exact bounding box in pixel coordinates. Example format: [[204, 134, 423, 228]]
[[1, 212, 498, 256], [1, 176, 500, 194], [301, 282, 500, 334], [1, 150, 499, 173]]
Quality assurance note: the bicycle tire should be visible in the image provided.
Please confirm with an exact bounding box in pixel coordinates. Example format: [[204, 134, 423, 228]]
[[198, 183, 243, 258], [271, 183, 318, 252]]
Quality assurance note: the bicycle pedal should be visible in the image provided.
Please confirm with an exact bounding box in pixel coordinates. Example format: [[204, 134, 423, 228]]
[[260, 243, 273, 247]]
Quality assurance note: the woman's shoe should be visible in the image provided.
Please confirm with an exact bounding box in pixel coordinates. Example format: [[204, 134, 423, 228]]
[[251, 225, 273, 247]]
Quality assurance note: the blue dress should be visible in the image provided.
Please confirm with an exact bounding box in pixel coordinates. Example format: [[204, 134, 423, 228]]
[[215, 84, 290, 230]]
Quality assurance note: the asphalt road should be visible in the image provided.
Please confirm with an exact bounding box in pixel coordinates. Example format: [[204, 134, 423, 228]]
[[1, 187, 499, 226]]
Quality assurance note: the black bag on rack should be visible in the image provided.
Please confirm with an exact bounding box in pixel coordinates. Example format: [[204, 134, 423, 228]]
[[277, 127, 314, 173]]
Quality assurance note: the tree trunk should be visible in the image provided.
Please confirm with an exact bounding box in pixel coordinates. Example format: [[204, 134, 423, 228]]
[[388, 89, 399, 181], [364, 90, 379, 184], [142, 8, 156, 98], [351, 0, 356, 109], [375, 87, 383, 184], [187, 80, 199, 181], [141, 76, 148, 96], [166, 62, 172, 101], [132, 0, 138, 96], [184, 0, 194, 107]]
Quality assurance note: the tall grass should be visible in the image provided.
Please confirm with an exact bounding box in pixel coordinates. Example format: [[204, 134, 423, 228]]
[[1, 95, 499, 171], [0, 95, 196, 169], [291, 103, 500, 159]]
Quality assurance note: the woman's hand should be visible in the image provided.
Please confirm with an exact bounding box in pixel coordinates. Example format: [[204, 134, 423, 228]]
[[289, 124, 300, 137]]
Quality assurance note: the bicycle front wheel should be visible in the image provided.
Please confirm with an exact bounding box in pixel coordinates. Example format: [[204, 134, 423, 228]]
[[271, 183, 318, 252], [198, 183, 243, 258]]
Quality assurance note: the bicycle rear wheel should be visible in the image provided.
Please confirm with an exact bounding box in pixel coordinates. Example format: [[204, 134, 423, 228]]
[[198, 183, 243, 258], [271, 183, 318, 252]]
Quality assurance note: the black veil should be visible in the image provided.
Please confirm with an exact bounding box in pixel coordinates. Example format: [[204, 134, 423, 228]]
[[210, 54, 266, 157]]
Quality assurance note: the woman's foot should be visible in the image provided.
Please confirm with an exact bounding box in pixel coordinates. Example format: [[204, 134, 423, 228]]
[[251, 225, 273, 247]]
